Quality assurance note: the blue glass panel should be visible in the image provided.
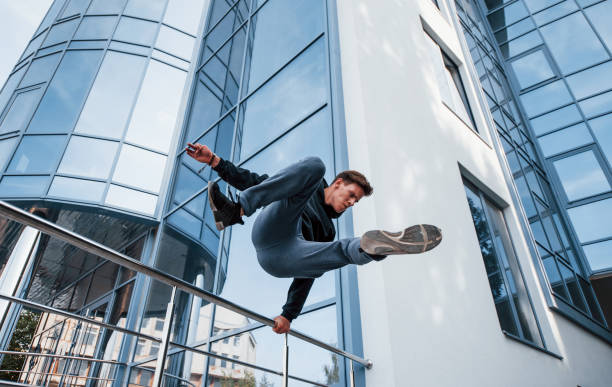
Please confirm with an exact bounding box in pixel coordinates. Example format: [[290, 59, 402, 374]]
[[578, 0, 601, 6], [542, 256, 568, 298], [585, 1, 612, 52], [112, 145, 167, 192], [510, 50, 554, 89], [108, 41, 150, 56], [484, 0, 514, 11], [540, 13, 609, 74], [520, 80, 572, 117], [43, 18, 79, 47], [244, 0, 324, 93], [523, 0, 558, 12], [0, 67, 27, 115], [124, 60, 187, 153], [499, 31, 542, 60], [0, 137, 18, 172], [113, 17, 158, 46], [494, 18, 535, 43], [201, 0, 248, 63], [163, 0, 207, 35], [172, 164, 207, 208], [530, 104, 582, 135], [0, 176, 49, 197], [239, 38, 326, 160], [566, 61, 612, 100], [515, 176, 537, 217], [68, 40, 106, 49], [19, 52, 62, 87], [558, 261, 587, 312], [36, 0, 66, 36], [36, 44, 66, 57], [589, 114, 612, 166], [60, 0, 90, 18], [58, 136, 119, 178], [27, 50, 104, 133], [488, 1, 529, 31], [48, 176, 105, 202], [0, 88, 43, 135], [124, 0, 167, 21], [87, 0, 127, 14], [568, 198, 612, 242], [554, 151, 610, 201], [21, 32, 45, 61], [151, 50, 189, 70], [167, 208, 202, 239], [155, 25, 195, 60], [579, 90, 612, 118], [105, 184, 157, 214], [74, 16, 117, 40], [75, 51, 147, 138], [583, 240, 612, 271], [533, 1, 578, 26], [7, 135, 66, 173], [538, 123, 593, 157]]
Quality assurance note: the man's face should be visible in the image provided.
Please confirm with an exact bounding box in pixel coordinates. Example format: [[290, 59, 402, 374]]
[[328, 180, 365, 213]]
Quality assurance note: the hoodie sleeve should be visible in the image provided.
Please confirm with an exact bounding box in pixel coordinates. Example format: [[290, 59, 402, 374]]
[[213, 158, 268, 191], [281, 278, 315, 322]]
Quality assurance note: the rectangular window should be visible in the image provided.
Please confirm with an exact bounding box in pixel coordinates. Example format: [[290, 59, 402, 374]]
[[424, 34, 477, 129], [464, 180, 543, 346]]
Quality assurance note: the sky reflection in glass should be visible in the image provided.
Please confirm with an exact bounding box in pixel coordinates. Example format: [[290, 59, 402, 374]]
[[27, 50, 104, 133], [239, 38, 326, 160], [538, 123, 593, 157], [0, 176, 49, 197], [112, 144, 167, 192], [106, 184, 157, 215], [583, 240, 612, 271], [163, 0, 206, 35], [499, 31, 542, 59], [585, 0, 612, 51], [244, 0, 324, 93], [124, 0, 167, 21], [589, 114, 612, 166], [520, 80, 572, 117], [0, 137, 18, 172], [510, 50, 554, 89], [75, 51, 147, 138], [49, 176, 106, 202], [60, 0, 90, 18], [74, 16, 117, 40], [533, 1, 578, 26], [553, 151, 610, 201], [43, 19, 79, 47], [19, 53, 62, 87], [87, 0, 127, 14], [579, 90, 612, 118], [125, 60, 187, 153], [113, 17, 159, 46], [568, 198, 612, 242], [58, 136, 118, 179], [156, 26, 195, 60], [530, 104, 582, 135], [540, 12, 609, 74], [7, 135, 65, 173], [0, 67, 26, 117], [566, 60, 612, 100], [0, 88, 43, 135]]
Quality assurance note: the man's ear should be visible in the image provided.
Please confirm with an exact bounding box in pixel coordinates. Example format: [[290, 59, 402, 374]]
[[333, 178, 344, 187]]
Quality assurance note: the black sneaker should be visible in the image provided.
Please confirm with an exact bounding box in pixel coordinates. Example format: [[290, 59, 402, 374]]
[[360, 224, 442, 255], [207, 181, 244, 231]]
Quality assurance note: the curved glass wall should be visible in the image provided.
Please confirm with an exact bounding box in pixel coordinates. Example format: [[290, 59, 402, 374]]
[[156, 0, 349, 385], [456, 0, 608, 327], [0, 0, 208, 219]]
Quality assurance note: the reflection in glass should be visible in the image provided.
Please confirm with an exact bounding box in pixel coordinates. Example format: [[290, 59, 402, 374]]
[[87, 0, 127, 14], [0, 176, 49, 197], [155, 25, 195, 60], [580, 90, 612, 118], [75, 51, 147, 138], [124, 60, 187, 153], [0, 67, 26, 114], [124, 0, 167, 20], [566, 61, 612, 100], [58, 136, 119, 178], [583, 240, 612, 272], [113, 17, 158, 46], [553, 151, 610, 201], [112, 144, 167, 192], [60, 0, 90, 18], [48, 176, 106, 202], [520, 80, 572, 117], [19, 52, 62, 87], [74, 16, 117, 40], [20, 31, 44, 61], [0, 88, 43, 135], [163, 0, 207, 35], [487, 1, 528, 31], [533, 1, 578, 26], [0, 137, 18, 172], [109, 40, 150, 56], [27, 50, 104, 133], [499, 31, 542, 59], [43, 18, 79, 47], [239, 38, 326, 159], [585, 0, 612, 51], [7, 135, 65, 173], [152, 50, 189, 70], [494, 18, 535, 43], [530, 104, 582, 135], [105, 184, 157, 214], [589, 114, 612, 165], [510, 50, 554, 89], [568, 198, 612, 243], [538, 123, 593, 157], [540, 12, 608, 74]]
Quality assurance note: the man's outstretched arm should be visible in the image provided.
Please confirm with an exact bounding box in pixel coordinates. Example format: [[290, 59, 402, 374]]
[[273, 278, 315, 334], [186, 143, 268, 190]]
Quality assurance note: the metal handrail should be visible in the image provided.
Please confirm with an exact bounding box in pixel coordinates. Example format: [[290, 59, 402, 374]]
[[0, 200, 371, 384]]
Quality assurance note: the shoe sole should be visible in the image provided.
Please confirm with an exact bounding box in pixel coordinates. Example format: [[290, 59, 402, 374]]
[[207, 181, 226, 231], [361, 224, 442, 255]]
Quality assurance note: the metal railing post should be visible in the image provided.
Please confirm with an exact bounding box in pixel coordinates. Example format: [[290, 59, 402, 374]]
[[282, 333, 289, 387], [349, 360, 355, 387], [152, 286, 177, 387]]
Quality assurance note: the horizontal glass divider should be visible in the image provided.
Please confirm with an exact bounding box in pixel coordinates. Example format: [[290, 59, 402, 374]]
[[160, 22, 197, 39], [0, 350, 125, 365], [121, 140, 169, 156], [0, 292, 162, 344], [0, 132, 20, 140], [0, 200, 373, 368], [150, 56, 189, 73], [582, 236, 612, 247], [110, 38, 150, 49], [490, 17, 532, 35], [153, 47, 190, 63], [108, 181, 159, 196], [1, 173, 50, 177], [565, 191, 612, 209], [484, 0, 526, 15], [501, 331, 563, 359]]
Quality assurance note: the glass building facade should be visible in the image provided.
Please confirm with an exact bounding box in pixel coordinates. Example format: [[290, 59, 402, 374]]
[[0, 0, 611, 386]]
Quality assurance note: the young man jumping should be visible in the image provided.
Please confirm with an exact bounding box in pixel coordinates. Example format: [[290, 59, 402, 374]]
[[186, 143, 442, 334]]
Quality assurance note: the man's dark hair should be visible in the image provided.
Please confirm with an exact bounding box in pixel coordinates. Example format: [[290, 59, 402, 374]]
[[333, 170, 373, 196]]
